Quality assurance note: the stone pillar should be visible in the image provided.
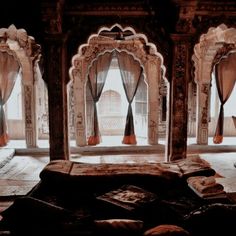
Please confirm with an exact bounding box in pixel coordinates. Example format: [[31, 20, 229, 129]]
[[167, 35, 190, 161], [43, 35, 69, 160], [195, 58, 213, 145], [193, 42, 224, 145], [22, 59, 38, 148], [72, 57, 87, 146], [196, 82, 211, 144], [145, 55, 160, 145]]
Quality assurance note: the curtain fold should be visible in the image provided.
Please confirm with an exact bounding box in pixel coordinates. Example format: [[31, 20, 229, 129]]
[[116, 51, 143, 144], [87, 52, 112, 145], [213, 52, 236, 144], [0, 51, 20, 146]]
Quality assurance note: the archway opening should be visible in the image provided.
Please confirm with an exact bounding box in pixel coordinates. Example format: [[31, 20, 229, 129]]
[[69, 23, 167, 150], [189, 24, 236, 148], [92, 56, 148, 146], [0, 25, 48, 149], [4, 62, 49, 149]]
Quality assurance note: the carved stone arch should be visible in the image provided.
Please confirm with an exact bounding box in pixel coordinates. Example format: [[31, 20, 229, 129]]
[[192, 24, 236, 144], [71, 24, 166, 80], [69, 24, 166, 146], [0, 24, 42, 147]]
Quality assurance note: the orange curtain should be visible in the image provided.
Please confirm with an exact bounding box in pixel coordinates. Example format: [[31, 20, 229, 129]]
[[0, 51, 20, 146], [87, 52, 112, 145], [213, 52, 236, 144]]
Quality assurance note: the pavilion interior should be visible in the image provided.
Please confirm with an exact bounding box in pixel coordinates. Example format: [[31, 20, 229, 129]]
[[0, 0, 236, 235]]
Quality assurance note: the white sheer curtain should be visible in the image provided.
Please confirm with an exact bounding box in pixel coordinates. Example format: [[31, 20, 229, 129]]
[[213, 51, 236, 144], [87, 52, 112, 145], [0, 51, 20, 146], [116, 51, 143, 144]]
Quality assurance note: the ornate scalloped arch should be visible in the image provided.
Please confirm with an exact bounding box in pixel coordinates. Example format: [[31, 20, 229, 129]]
[[0, 24, 43, 148], [69, 23, 166, 82], [0, 24, 41, 56], [193, 24, 236, 83], [192, 24, 236, 145], [0, 24, 41, 82]]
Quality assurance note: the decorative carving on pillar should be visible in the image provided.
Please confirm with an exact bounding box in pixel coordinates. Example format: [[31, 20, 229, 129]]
[[73, 61, 84, 84], [35, 62, 49, 137], [174, 45, 186, 119], [68, 81, 75, 139], [71, 58, 87, 147], [201, 84, 210, 125], [24, 85, 35, 147], [22, 58, 39, 148], [158, 76, 168, 137], [149, 120, 157, 143], [24, 85, 32, 127], [187, 81, 197, 136], [196, 83, 211, 145], [76, 112, 84, 138], [145, 55, 160, 145], [168, 39, 189, 161]]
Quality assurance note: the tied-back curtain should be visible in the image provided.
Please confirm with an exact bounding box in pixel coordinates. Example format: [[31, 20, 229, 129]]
[[0, 51, 20, 146], [213, 52, 236, 144], [87, 52, 112, 145], [116, 51, 143, 144]]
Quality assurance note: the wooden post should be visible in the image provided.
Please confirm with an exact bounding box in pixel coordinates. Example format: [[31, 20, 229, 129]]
[[43, 35, 69, 160]]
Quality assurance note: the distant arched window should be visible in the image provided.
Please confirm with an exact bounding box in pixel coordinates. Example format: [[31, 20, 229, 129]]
[[98, 90, 125, 135], [98, 90, 121, 115]]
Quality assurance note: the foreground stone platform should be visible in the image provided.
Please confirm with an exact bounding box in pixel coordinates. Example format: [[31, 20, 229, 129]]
[[1, 157, 236, 236]]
